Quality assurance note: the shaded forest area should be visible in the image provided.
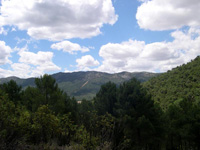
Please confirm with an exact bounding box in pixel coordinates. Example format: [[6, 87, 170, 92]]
[[1, 73, 200, 150]]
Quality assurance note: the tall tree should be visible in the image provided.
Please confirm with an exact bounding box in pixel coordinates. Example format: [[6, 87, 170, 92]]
[[31, 105, 59, 143], [114, 78, 165, 150], [94, 82, 117, 115], [1, 80, 22, 104], [34, 74, 66, 114]]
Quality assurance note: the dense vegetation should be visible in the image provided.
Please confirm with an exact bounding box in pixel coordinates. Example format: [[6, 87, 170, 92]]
[[0, 71, 159, 100], [143, 56, 200, 110], [1, 66, 200, 149]]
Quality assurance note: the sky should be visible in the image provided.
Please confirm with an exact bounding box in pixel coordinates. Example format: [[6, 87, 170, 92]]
[[0, 0, 200, 78]]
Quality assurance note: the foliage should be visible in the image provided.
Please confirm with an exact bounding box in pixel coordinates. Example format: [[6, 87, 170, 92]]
[[34, 74, 66, 114], [0, 65, 200, 150], [58, 112, 76, 145], [0, 71, 158, 100], [94, 82, 117, 115], [31, 105, 59, 143], [114, 78, 165, 149], [143, 56, 200, 109], [0, 80, 22, 104]]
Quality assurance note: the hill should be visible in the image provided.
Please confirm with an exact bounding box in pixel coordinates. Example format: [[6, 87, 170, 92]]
[[143, 56, 200, 110], [0, 71, 159, 100]]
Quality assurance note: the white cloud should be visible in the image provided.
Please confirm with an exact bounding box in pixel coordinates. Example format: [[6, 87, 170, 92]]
[[11, 63, 31, 78], [0, 27, 8, 35], [31, 62, 61, 77], [99, 40, 145, 59], [136, 0, 200, 30], [141, 42, 180, 61], [0, 0, 118, 41], [64, 68, 72, 73], [18, 49, 61, 75], [11, 27, 17, 32], [51, 41, 89, 54], [97, 27, 200, 73], [0, 63, 31, 78], [0, 68, 13, 78], [19, 50, 54, 66], [0, 41, 12, 65], [0, 47, 61, 78], [76, 55, 99, 70], [97, 39, 146, 72]]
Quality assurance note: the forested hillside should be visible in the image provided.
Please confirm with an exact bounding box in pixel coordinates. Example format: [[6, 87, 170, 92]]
[[143, 56, 200, 109], [0, 71, 158, 100], [1, 74, 200, 150]]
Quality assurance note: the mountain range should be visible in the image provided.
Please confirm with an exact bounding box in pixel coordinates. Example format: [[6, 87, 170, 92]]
[[1, 56, 200, 105], [0, 71, 159, 100]]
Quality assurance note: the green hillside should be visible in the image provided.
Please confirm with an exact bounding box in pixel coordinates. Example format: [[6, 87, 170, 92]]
[[0, 71, 159, 100], [1, 66, 200, 150], [143, 56, 200, 110], [0, 76, 35, 87]]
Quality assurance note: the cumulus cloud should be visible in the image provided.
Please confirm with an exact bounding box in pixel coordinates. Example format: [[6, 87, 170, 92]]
[[99, 40, 145, 59], [11, 63, 31, 78], [98, 39, 147, 72], [51, 41, 89, 54], [0, 41, 12, 65], [141, 42, 180, 61], [19, 50, 54, 66], [97, 27, 200, 73], [18, 49, 61, 75], [136, 0, 200, 30], [0, 63, 31, 78], [76, 55, 99, 70], [0, 68, 13, 78], [0, 47, 61, 78], [0, 0, 118, 41]]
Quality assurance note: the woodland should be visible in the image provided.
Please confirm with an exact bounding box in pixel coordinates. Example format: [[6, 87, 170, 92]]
[[1, 56, 200, 150]]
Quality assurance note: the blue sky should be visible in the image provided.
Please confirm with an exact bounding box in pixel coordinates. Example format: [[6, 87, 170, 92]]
[[0, 0, 200, 78]]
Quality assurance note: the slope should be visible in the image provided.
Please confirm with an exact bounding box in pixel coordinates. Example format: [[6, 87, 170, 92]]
[[143, 56, 200, 110], [0, 71, 158, 100]]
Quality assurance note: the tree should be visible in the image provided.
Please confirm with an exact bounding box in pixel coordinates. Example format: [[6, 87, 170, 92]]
[[34, 74, 66, 114], [1, 80, 22, 105], [78, 99, 94, 130], [31, 105, 59, 143], [21, 86, 41, 112], [58, 113, 76, 145], [94, 82, 117, 115], [97, 113, 115, 146], [0, 89, 16, 149], [166, 99, 200, 150], [114, 78, 165, 150], [0, 89, 31, 149]]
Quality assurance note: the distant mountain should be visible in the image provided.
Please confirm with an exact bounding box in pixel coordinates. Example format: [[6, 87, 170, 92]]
[[143, 56, 200, 110], [0, 71, 159, 100], [0, 76, 35, 88]]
